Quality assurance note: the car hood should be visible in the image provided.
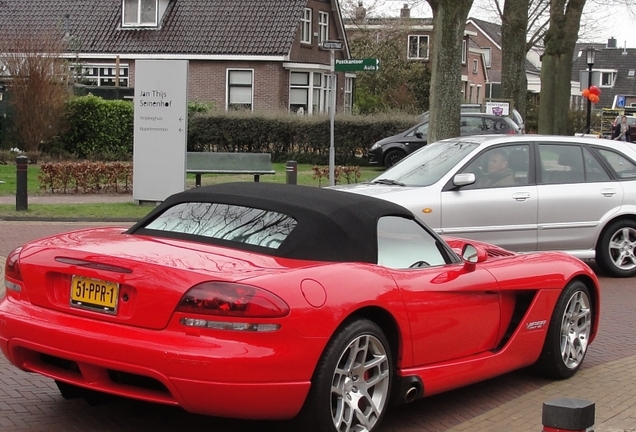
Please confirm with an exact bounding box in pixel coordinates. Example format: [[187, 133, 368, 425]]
[[373, 133, 407, 146], [332, 183, 422, 199], [15, 227, 303, 330]]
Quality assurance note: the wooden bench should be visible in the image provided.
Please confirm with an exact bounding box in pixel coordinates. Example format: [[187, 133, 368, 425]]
[[186, 152, 276, 187]]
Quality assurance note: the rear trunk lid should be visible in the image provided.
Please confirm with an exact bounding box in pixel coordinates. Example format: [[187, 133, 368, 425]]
[[15, 227, 293, 329]]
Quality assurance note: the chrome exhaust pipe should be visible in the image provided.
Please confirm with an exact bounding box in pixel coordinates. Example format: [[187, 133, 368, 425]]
[[405, 385, 419, 403], [392, 375, 423, 405]]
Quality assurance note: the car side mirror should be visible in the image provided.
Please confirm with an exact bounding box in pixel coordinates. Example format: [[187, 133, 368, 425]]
[[453, 173, 475, 187], [461, 243, 487, 271], [414, 132, 424, 139]]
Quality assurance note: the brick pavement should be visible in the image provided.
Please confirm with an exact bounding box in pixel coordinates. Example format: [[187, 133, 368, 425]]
[[1, 220, 636, 431]]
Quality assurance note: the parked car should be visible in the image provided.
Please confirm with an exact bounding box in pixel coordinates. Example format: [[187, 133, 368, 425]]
[[369, 113, 521, 168], [341, 134, 636, 278], [418, 104, 525, 131], [1, 182, 599, 432]]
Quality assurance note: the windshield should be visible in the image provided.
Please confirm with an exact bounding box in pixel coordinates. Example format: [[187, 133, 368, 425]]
[[373, 139, 480, 186]]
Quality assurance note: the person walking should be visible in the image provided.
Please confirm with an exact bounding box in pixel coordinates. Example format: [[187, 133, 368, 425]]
[[613, 115, 631, 142]]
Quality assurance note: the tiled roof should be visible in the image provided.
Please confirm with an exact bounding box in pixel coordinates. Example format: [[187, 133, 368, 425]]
[[467, 17, 502, 48], [571, 43, 636, 107], [0, 0, 307, 56], [345, 17, 434, 27]]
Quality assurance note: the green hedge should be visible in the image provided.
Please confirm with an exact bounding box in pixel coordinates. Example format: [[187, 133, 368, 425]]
[[58, 95, 134, 160], [189, 111, 417, 165], [55, 96, 418, 165]]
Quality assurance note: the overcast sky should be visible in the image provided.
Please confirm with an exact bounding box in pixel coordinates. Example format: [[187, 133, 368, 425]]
[[373, 1, 636, 48]]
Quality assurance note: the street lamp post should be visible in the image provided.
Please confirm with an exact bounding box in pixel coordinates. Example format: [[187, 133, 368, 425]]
[[585, 46, 596, 134]]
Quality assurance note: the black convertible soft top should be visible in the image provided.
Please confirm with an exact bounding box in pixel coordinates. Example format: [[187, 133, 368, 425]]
[[128, 182, 414, 263]]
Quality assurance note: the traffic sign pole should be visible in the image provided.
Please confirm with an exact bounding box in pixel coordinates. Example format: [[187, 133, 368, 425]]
[[329, 49, 335, 186], [321, 41, 343, 187]]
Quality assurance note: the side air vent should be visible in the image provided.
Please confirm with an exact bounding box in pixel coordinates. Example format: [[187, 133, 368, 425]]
[[486, 248, 515, 258]]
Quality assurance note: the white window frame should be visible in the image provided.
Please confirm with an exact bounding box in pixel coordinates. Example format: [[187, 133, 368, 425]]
[[344, 76, 353, 114], [301, 8, 312, 44], [290, 71, 335, 115], [407, 35, 429, 60], [323, 74, 336, 115], [462, 40, 467, 64], [73, 63, 130, 87], [483, 47, 492, 68], [319, 11, 329, 45], [290, 71, 311, 114], [599, 71, 616, 88], [472, 59, 478, 74], [226, 69, 254, 111], [122, 0, 158, 27]]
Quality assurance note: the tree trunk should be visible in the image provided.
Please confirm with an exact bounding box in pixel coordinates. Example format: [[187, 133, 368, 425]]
[[426, 0, 474, 143], [538, 0, 586, 134], [501, 0, 529, 120]]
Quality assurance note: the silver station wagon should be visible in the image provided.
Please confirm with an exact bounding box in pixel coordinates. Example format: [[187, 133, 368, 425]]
[[338, 135, 636, 277]]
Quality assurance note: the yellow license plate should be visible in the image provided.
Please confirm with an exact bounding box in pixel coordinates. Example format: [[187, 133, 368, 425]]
[[70, 276, 119, 314]]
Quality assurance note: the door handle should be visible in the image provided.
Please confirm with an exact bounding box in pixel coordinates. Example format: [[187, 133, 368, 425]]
[[512, 192, 530, 201], [600, 188, 617, 197]]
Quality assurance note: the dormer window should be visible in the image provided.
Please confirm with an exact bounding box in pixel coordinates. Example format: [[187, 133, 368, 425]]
[[123, 0, 158, 27], [595, 70, 618, 88]]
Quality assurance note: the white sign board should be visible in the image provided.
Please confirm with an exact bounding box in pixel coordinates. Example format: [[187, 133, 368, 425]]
[[485, 101, 510, 116], [133, 60, 188, 203]]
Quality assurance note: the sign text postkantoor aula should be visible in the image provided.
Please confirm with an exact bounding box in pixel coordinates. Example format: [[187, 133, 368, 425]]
[[335, 58, 380, 72]]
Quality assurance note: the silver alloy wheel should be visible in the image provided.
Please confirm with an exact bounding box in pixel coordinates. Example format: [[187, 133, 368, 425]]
[[608, 226, 636, 271], [331, 334, 390, 432], [560, 290, 592, 369]]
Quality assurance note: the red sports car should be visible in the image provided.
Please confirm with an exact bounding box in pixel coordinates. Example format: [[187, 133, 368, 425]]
[[1, 182, 599, 432]]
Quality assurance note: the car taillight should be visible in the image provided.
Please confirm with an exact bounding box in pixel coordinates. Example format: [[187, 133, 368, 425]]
[[5, 246, 23, 292], [176, 282, 289, 318], [507, 129, 517, 134]]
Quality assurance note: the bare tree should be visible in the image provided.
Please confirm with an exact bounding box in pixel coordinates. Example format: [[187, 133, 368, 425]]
[[501, 0, 529, 119], [0, 26, 71, 152], [538, 0, 586, 134], [425, 0, 474, 143]]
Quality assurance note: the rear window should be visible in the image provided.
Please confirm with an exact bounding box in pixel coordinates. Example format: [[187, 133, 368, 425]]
[[144, 202, 297, 249], [595, 148, 636, 179]]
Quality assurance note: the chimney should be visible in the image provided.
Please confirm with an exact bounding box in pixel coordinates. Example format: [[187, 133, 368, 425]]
[[400, 3, 410, 19], [64, 14, 70, 39], [355, 1, 366, 22], [607, 37, 617, 48]]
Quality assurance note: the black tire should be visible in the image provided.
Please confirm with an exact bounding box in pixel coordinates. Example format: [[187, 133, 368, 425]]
[[383, 149, 405, 168], [596, 219, 636, 277], [535, 280, 593, 379], [296, 319, 393, 432]]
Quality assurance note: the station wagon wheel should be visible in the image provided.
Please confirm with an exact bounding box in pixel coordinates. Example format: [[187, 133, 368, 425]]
[[535, 280, 592, 379], [297, 319, 393, 432], [596, 219, 636, 277], [384, 149, 406, 168]]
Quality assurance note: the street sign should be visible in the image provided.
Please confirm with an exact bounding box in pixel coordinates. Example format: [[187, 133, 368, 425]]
[[335, 58, 380, 72], [321, 40, 343, 50], [617, 95, 626, 108]]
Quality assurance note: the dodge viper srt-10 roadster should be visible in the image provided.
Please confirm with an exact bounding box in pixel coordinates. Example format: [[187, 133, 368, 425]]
[[0, 182, 599, 432]]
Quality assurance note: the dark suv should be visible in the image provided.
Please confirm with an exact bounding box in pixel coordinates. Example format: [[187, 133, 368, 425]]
[[368, 113, 521, 168]]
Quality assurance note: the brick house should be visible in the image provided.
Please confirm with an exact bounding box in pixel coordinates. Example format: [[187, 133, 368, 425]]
[[465, 17, 541, 98], [345, 4, 488, 105], [571, 39, 636, 111], [0, 0, 354, 115]]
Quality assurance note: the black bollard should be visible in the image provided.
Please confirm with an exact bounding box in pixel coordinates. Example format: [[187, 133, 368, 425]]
[[16, 155, 28, 211], [286, 160, 297, 185], [542, 398, 594, 432]]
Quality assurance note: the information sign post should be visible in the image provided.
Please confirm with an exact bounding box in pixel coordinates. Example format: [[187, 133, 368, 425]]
[[321, 41, 343, 186]]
